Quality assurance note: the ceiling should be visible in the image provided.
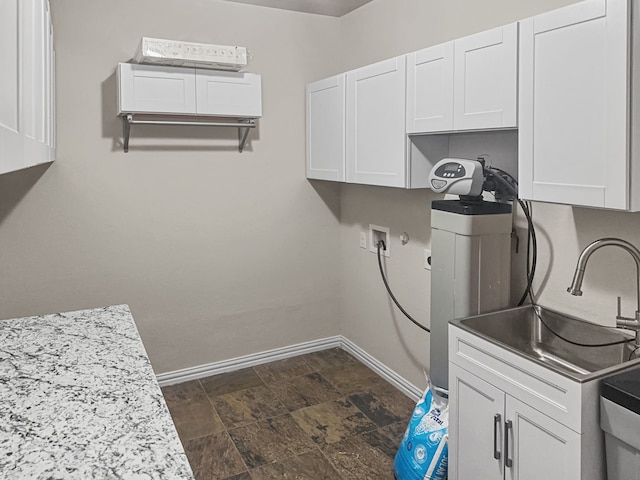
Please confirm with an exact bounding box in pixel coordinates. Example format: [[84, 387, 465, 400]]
[[223, 0, 374, 17]]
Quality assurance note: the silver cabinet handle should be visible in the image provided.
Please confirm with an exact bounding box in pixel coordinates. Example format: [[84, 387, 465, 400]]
[[505, 420, 513, 468], [493, 414, 501, 460]]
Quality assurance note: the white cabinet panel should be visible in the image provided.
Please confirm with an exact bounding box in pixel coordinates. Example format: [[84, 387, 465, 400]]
[[406, 24, 517, 135], [346, 56, 407, 187], [195, 70, 262, 117], [406, 43, 455, 133], [306, 74, 345, 182], [518, 0, 629, 209], [118, 63, 197, 115], [0, 0, 53, 174], [449, 363, 504, 480], [506, 396, 581, 480], [454, 23, 518, 130], [0, 0, 22, 174]]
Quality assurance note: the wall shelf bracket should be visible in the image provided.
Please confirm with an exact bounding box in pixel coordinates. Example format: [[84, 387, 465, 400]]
[[121, 114, 257, 153]]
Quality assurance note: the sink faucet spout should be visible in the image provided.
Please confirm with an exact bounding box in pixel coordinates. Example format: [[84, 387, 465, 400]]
[[567, 238, 640, 346]]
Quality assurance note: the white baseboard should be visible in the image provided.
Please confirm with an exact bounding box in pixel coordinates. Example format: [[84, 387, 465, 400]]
[[156, 335, 422, 402]]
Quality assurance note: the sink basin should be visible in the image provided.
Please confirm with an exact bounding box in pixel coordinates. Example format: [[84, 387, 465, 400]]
[[452, 305, 640, 382]]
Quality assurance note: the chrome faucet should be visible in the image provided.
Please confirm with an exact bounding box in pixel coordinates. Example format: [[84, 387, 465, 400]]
[[567, 238, 640, 347]]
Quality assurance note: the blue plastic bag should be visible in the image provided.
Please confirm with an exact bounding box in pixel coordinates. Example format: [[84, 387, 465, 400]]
[[394, 379, 448, 480]]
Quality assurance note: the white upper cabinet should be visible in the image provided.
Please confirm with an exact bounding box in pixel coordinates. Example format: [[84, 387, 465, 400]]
[[195, 69, 262, 118], [346, 56, 407, 187], [407, 24, 518, 134], [406, 43, 455, 133], [306, 74, 345, 182], [0, 0, 55, 175], [518, 0, 631, 210], [117, 63, 262, 118], [453, 23, 518, 131], [118, 63, 197, 115]]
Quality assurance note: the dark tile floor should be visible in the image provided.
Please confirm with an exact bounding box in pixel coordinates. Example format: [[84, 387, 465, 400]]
[[161, 348, 416, 480]]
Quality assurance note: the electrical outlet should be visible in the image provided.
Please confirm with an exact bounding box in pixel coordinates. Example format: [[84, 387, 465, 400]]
[[424, 249, 432, 270], [369, 224, 390, 257], [360, 231, 367, 249]]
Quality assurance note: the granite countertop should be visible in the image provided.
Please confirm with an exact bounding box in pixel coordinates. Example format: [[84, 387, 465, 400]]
[[0, 304, 194, 479]]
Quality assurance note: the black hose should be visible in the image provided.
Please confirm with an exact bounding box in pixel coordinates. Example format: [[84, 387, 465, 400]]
[[376, 241, 430, 333]]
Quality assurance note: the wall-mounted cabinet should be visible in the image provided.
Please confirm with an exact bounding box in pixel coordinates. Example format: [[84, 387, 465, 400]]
[[346, 56, 408, 188], [0, 0, 55, 175], [117, 63, 262, 152], [406, 24, 518, 135], [306, 58, 432, 188], [518, 0, 637, 210], [306, 74, 345, 182], [305, 22, 520, 188]]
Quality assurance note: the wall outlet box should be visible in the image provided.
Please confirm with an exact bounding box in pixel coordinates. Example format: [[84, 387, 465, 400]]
[[369, 224, 390, 257], [424, 249, 432, 270]]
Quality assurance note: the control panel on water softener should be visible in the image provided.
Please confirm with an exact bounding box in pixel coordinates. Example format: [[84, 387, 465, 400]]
[[428, 158, 484, 197]]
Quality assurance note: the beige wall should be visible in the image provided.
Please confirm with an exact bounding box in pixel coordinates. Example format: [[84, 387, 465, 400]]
[[3, 0, 638, 388], [0, 0, 343, 374], [336, 0, 640, 389]]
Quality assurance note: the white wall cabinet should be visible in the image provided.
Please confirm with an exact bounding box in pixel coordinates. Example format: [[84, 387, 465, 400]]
[[306, 74, 345, 182], [406, 24, 517, 134], [518, 0, 634, 210], [406, 43, 455, 133], [0, 0, 55, 175], [117, 63, 262, 118], [346, 56, 407, 188], [449, 325, 605, 480], [117, 63, 262, 152]]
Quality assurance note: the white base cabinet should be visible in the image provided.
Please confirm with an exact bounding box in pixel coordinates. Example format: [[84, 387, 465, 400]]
[[518, 0, 636, 210], [449, 325, 605, 480], [0, 0, 55, 175]]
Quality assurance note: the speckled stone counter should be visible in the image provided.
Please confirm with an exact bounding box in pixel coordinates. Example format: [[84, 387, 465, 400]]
[[0, 304, 194, 479]]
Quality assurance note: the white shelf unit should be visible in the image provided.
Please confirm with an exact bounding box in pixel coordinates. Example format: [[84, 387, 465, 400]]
[[116, 63, 262, 153]]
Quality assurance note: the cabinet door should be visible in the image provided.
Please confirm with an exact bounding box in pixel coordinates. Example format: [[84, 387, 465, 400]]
[[505, 396, 581, 480], [449, 364, 505, 480], [518, 0, 628, 209], [406, 42, 454, 133], [21, 0, 51, 168], [118, 63, 197, 115], [0, 0, 23, 173], [306, 75, 345, 181], [453, 23, 518, 131], [195, 70, 262, 118], [346, 56, 407, 187]]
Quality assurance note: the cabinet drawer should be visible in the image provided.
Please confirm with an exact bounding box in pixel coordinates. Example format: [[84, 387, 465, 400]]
[[449, 324, 588, 433], [117, 63, 197, 115], [195, 70, 262, 118]]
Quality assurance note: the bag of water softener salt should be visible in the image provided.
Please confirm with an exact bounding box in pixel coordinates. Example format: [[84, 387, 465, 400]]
[[393, 379, 448, 480]]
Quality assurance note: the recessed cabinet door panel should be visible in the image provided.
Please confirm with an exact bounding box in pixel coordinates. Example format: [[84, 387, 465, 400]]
[[118, 63, 197, 115], [0, 0, 22, 173], [505, 396, 581, 480], [406, 43, 454, 133], [346, 56, 407, 187], [195, 70, 262, 118], [453, 23, 518, 131], [518, 0, 628, 209], [306, 75, 345, 181], [21, 0, 50, 166], [449, 364, 504, 480]]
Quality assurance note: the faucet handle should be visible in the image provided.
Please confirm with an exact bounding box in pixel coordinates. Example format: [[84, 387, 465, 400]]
[[616, 296, 635, 321]]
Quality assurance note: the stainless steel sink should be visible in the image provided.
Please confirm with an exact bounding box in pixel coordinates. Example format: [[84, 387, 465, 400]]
[[452, 305, 640, 382]]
